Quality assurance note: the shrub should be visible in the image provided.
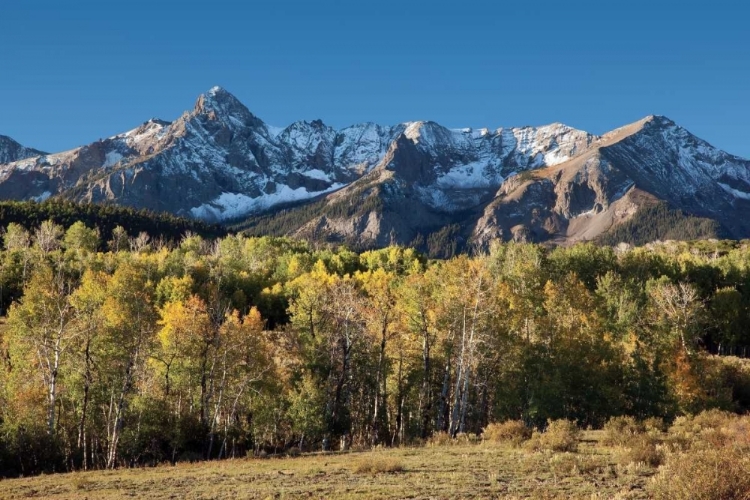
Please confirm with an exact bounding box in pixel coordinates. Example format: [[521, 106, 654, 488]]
[[427, 431, 480, 446], [548, 453, 605, 477], [602, 416, 644, 446], [618, 434, 663, 467], [427, 432, 452, 447], [643, 416, 667, 433], [691, 409, 735, 431], [454, 432, 480, 445], [669, 409, 734, 438], [667, 410, 750, 452], [548, 453, 579, 476], [526, 419, 580, 453], [648, 448, 750, 500], [720, 416, 750, 450], [353, 456, 405, 474], [482, 421, 532, 446], [286, 447, 301, 457]]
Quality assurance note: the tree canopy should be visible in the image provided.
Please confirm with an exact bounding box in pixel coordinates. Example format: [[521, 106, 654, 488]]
[[2, 222, 750, 477]]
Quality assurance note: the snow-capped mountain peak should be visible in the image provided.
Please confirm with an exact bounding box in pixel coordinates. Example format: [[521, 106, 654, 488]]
[[192, 86, 265, 131], [0, 135, 46, 164], [1, 88, 748, 248]]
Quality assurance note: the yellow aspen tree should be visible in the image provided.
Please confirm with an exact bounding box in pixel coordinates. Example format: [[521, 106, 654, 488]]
[[7, 264, 75, 436]]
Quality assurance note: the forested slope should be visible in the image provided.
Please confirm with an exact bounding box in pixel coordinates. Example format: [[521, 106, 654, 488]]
[[0, 200, 226, 245]]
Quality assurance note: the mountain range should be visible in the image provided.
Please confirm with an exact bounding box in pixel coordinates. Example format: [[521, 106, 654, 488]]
[[2, 86, 749, 250]]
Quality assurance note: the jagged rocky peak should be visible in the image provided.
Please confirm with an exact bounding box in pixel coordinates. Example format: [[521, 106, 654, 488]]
[[192, 86, 265, 129], [1, 87, 748, 248], [0, 135, 46, 164], [280, 119, 337, 169], [143, 117, 171, 128], [281, 118, 335, 138], [601, 114, 676, 142], [646, 114, 675, 126], [333, 122, 397, 174], [628, 114, 673, 128], [196, 86, 241, 110], [115, 118, 170, 145], [241, 111, 750, 248], [401, 121, 462, 148], [503, 122, 598, 166]]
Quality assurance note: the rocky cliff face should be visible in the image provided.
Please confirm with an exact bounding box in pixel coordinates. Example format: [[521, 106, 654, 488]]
[[0, 88, 404, 220], [248, 114, 750, 248], [0, 135, 45, 165], [1, 88, 748, 248]]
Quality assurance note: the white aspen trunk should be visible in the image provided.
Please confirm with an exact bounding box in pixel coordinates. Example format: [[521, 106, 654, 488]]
[[392, 350, 404, 446], [449, 308, 468, 436], [458, 366, 471, 434], [82, 428, 87, 471], [460, 283, 482, 434], [436, 348, 452, 432], [371, 316, 388, 444], [420, 314, 432, 439], [107, 346, 139, 469], [207, 349, 228, 459], [47, 345, 60, 435]]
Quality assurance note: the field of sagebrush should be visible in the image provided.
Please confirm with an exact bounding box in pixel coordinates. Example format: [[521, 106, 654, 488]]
[[1, 411, 749, 500]]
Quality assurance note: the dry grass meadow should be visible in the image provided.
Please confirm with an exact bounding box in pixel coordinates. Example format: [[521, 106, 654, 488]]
[[0, 430, 662, 500]]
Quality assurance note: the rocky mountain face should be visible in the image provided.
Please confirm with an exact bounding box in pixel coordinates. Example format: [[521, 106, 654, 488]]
[[0, 87, 402, 218], [1, 87, 748, 248], [0, 135, 45, 165], [243, 115, 750, 249], [470, 116, 750, 246]]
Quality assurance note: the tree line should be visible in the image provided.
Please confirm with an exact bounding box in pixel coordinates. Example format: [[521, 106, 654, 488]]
[[2, 221, 750, 477], [0, 200, 227, 245]]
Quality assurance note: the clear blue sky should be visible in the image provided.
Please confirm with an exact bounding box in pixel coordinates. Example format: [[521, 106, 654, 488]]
[[2, 0, 748, 157]]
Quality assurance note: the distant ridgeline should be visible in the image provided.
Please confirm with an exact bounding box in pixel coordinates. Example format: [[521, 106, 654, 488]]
[[0, 200, 227, 245], [238, 199, 730, 259], [3, 89, 750, 251], [0, 199, 732, 259]]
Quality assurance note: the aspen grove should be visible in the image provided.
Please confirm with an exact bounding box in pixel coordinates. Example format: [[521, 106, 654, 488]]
[[2, 221, 750, 476]]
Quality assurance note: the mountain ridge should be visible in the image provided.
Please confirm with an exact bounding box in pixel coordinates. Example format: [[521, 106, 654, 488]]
[[1, 87, 748, 249], [0, 135, 47, 165]]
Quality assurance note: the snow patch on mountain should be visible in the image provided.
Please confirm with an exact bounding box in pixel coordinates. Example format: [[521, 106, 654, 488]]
[[190, 182, 345, 221], [404, 122, 425, 143], [508, 124, 593, 168], [435, 160, 503, 188], [455, 127, 490, 139], [334, 123, 395, 172], [103, 151, 124, 168], [719, 183, 750, 201], [303, 169, 332, 181]]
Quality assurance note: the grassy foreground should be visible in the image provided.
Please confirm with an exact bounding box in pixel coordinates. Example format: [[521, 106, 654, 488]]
[[0, 431, 656, 500]]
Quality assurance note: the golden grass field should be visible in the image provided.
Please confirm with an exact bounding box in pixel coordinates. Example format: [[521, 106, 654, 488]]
[[0, 431, 660, 500]]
